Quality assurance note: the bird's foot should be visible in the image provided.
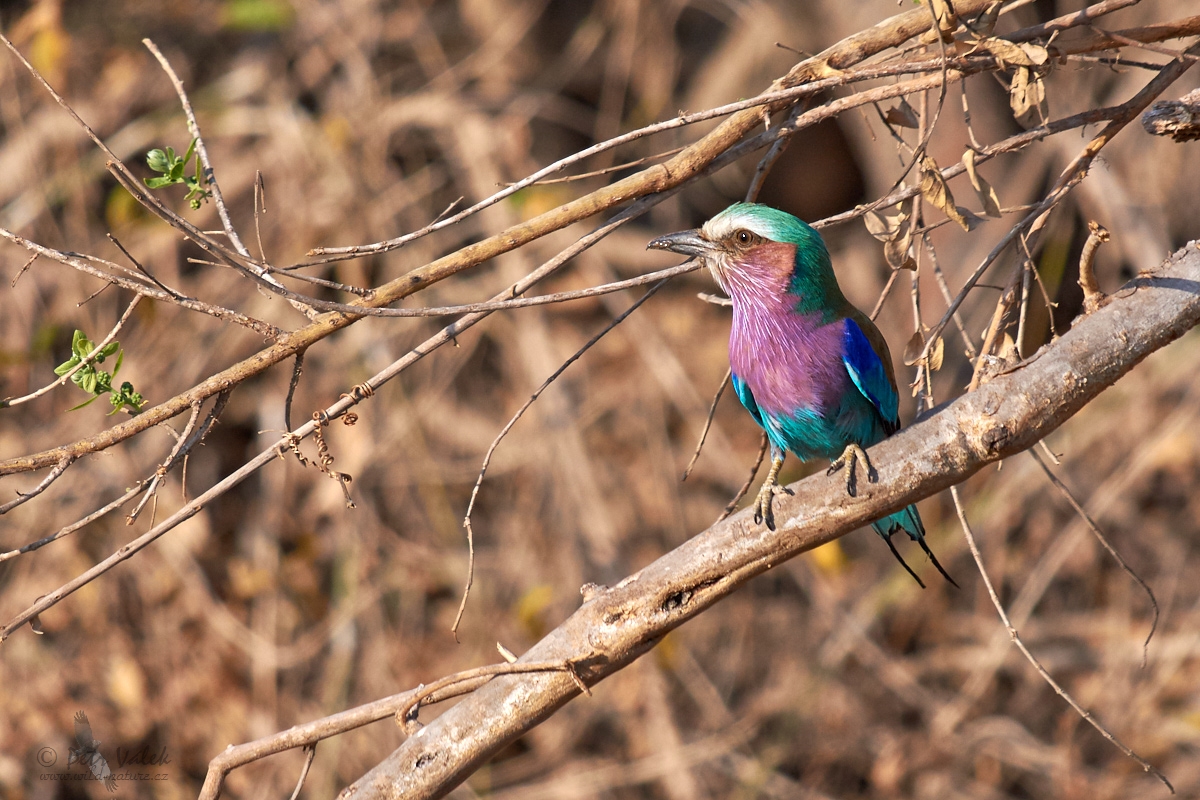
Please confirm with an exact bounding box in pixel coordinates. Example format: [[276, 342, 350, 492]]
[[753, 481, 794, 531], [752, 455, 792, 531], [827, 443, 877, 497]]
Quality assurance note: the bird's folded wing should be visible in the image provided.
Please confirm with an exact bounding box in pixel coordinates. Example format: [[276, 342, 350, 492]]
[[841, 318, 900, 434]]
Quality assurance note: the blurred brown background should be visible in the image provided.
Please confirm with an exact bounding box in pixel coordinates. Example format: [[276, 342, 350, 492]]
[[2, 0, 1199, 797]]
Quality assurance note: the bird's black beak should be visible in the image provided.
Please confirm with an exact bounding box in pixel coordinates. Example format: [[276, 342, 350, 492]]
[[647, 229, 714, 258]]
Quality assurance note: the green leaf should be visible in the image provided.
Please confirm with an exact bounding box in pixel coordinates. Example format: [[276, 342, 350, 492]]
[[71, 330, 91, 358], [80, 371, 98, 394], [146, 148, 170, 173], [182, 137, 198, 164], [54, 356, 80, 376], [100, 341, 120, 358], [69, 395, 102, 411], [144, 176, 176, 189], [222, 0, 294, 31], [112, 348, 124, 377]]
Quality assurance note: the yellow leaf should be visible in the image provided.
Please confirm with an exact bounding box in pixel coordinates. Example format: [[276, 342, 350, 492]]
[[902, 331, 943, 371], [885, 233, 916, 271], [29, 25, 68, 88], [515, 584, 555, 639], [866, 206, 915, 270], [809, 540, 847, 576], [108, 654, 147, 710], [1019, 43, 1050, 66], [962, 149, 1002, 218], [928, 336, 945, 372]]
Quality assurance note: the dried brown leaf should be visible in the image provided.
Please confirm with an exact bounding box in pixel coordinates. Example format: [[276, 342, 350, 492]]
[[865, 208, 915, 270], [919, 156, 973, 232], [884, 98, 919, 129], [962, 149, 1002, 218], [964, 1, 1002, 36], [929, 335, 945, 372], [903, 331, 944, 371], [1010, 66, 1048, 123], [885, 235, 917, 271], [903, 331, 924, 367], [930, 0, 957, 41], [976, 36, 1036, 68]]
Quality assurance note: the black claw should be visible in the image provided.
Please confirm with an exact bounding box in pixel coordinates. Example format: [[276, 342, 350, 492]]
[[883, 534, 926, 589], [917, 536, 960, 588]]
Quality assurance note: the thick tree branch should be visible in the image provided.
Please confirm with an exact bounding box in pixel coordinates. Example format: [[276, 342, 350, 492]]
[[342, 241, 1200, 799], [0, 0, 997, 477]]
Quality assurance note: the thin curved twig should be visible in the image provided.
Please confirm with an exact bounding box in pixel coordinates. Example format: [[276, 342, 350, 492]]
[[141, 38, 318, 321], [197, 658, 588, 800], [454, 278, 672, 638], [1029, 448, 1160, 668], [0, 393, 229, 564], [950, 486, 1173, 792], [0, 456, 74, 516], [7, 20, 1188, 478], [681, 368, 731, 482], [1, 294, 144, 409], [716, 432, 768, 524]]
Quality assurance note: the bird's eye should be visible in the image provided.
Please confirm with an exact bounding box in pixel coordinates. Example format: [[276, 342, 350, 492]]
[[736, 230, 751, 244]]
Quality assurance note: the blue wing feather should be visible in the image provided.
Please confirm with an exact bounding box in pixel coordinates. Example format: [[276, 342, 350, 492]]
[[731, 373, 764, 429], [841, 318, 900, 434]]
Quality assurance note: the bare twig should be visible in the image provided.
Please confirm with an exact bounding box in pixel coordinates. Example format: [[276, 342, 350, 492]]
[[141, 38, 320, 320], [681, 368, 731, 482], [949, 485, 1172, 792], [1, 294, 143, 409], [1080, 220, 1112, 313], [343, 241, 1200, 799], [0, 393, 229, 564], [0, 229, 278, 339], [125, 402, 207, 525], [287, 745, 316, 800], [1029, 447, 1160, 667], [717, 432, 768, 524], [0, 456, 74, 516], [198, 659, 591, 800], [455, 279, 671, 637]]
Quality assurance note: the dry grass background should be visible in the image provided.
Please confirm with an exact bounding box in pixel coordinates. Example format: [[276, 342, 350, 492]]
[[1, 0, 1199, 797]]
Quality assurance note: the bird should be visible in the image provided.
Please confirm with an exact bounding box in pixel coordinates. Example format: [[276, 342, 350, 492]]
[[69, 711, 117, 792], [648, 202, 955, 588]]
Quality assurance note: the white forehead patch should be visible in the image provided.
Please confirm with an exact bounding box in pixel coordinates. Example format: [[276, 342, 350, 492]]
[[700, 208, 777, 243]]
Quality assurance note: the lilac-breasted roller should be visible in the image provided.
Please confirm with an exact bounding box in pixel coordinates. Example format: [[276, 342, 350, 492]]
[[649, 202, 955, 588]]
